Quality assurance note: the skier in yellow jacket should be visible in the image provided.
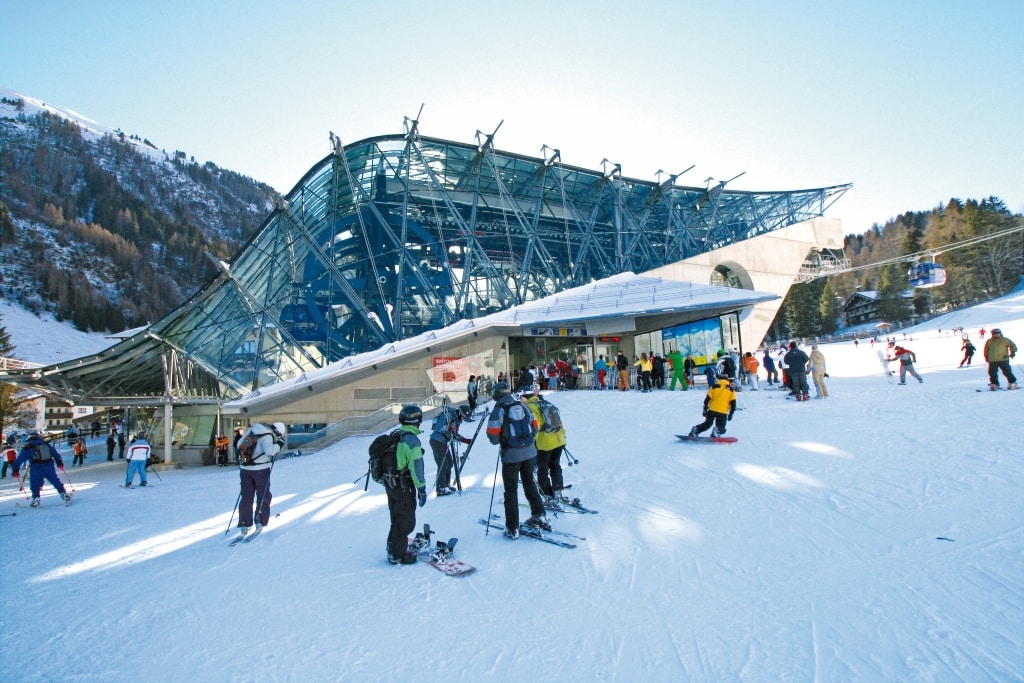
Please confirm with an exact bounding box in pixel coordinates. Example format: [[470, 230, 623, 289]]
[[687, 375, 737, 439]]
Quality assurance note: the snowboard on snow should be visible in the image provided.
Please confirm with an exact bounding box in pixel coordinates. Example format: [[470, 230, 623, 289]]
[[676, 434, 738, 443], [408, 524, 475, 576]]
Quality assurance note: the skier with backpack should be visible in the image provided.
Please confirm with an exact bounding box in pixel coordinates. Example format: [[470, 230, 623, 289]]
[[486, 382, 550, 539], [381, 405, 428, 564], [14, 432, 72, 507], [525, 384, 568, 509], [429, 404, 473, 496], [233, 422, 285, 541]]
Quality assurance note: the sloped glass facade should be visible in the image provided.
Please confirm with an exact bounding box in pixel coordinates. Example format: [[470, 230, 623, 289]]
[[5, 132, 848, 403]]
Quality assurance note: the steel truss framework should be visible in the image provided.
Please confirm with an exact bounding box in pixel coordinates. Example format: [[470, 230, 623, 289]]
[[3, 130, 849, 402]]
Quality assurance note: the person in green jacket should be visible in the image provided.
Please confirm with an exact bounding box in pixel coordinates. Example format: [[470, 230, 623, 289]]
[[385, 405, 428, 565], [983, 328, 1018, 390], [666, 348, 689, 391], [525, 384, 568, 509]]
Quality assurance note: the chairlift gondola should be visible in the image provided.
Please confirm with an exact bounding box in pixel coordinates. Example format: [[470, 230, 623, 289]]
[[908, 262, 946, 289]]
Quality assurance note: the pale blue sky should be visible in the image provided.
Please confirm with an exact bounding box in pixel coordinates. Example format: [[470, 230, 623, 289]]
[[3, 1, 1022, 235]]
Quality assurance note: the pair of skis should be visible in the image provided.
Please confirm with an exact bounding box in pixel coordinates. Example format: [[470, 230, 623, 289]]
[[480, 515, 579, 549]]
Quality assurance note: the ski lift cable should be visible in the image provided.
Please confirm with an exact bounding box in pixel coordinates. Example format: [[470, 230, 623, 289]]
[[832, 224, 1023, 276]]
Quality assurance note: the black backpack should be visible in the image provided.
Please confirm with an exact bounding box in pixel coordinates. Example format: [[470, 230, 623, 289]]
[[368, 430, 402, 484], [31, 443, 51, 463]]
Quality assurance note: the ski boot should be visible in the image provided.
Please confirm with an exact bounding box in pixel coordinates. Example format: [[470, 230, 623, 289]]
[[30, 497, 40, 508], [62, 492, 73, 506], [502, 527, 520, 540], [525, 515, 552, 532], [542, 494, 563, 511], [687, 427, 698, 439], [1008, 383, 1019, 390]]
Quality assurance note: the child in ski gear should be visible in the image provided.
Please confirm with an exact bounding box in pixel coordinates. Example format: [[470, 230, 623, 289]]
[[386, 405, 427, 564], [983, 329, 1018, 389], [807, 345, 828, 398], [486, 382, 549, 538], [72, 438, 88, 467], [688, 376, 737, 438], [235, 422, 285, 538], [429, 404, 473, 496], [889, 344, 923, 384], [784, 342, 811, 400], [14, 432, 71, 507], [124, 436, 151, 487], [466, 375, 479, 419], [525, 384, 568, 508], [959, 338, 976, 367]]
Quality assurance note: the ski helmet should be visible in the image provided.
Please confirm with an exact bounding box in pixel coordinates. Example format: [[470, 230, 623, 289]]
[[491, 382, 511, 400], [457, 405, 472, 420], [398, 404, 423, 426]]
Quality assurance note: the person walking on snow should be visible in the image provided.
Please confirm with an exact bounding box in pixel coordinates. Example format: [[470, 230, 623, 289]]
[[983, 328, 1018, 390], [742, 351, 760, 391], [486, 382, 550, 539], [124, 435, 151, 487], [807, 345, 829, 398], [889, 343, 922, 384], [687, 375, 737, 439], [666, 348, 689, 391], [385, 405, 428, 564], [234, 422, 285, 540], [14, 432, 72, 507]]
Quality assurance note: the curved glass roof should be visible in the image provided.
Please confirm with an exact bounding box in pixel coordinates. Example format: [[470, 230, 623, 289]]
[[3, 131, 849, 403]]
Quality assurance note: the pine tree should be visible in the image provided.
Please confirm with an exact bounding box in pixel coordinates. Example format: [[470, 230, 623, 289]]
[[819, 281, 842, 335]]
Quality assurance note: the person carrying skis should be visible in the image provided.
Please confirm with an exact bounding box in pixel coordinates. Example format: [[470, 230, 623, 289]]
[[983, 328, 1018, 390], [959, 337, 976, 367], [234, 422, 285, 540], [525, 384, 568, 509], [14, 432, 72, 507], [486, 382, 549, 539], [428, 404, 472, 496], [889, 343, 923, 384], [386, 405, 427, 564], [687, 375, 737, 439], [124, 435, 151, 488]]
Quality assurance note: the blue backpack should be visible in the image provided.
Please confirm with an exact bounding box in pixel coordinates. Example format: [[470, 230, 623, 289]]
[[490, 400, 534, 448]]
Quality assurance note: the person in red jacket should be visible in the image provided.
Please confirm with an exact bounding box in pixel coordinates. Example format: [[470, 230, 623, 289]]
[[889, 344, 922, 384]]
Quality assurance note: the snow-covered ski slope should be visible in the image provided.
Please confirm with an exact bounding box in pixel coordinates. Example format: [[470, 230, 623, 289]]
[[1, 291, 1022, 682]]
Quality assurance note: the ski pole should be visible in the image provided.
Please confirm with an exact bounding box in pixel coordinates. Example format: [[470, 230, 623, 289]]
[[145, 459, 164, 482], [58, 465, 77, 493], [450, 441, 463, 494], [357, 469, 370, 490], [225, 490, 242, 535], [564, 447, 579, 466], [484, 449, 502, 536], [16, 467, 31, 501]]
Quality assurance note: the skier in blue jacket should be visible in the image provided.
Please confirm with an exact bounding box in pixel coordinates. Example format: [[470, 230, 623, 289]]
[[14, 432, 72, 507]]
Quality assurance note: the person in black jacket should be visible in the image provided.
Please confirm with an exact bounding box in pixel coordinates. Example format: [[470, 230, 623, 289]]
[[784, 341, 811, 401]]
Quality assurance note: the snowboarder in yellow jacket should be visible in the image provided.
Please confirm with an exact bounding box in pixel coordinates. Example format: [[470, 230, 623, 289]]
[[687, 376, 737, 439]]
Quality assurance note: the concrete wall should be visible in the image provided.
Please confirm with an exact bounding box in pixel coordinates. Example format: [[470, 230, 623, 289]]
[[645, 216, 844, 349]]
